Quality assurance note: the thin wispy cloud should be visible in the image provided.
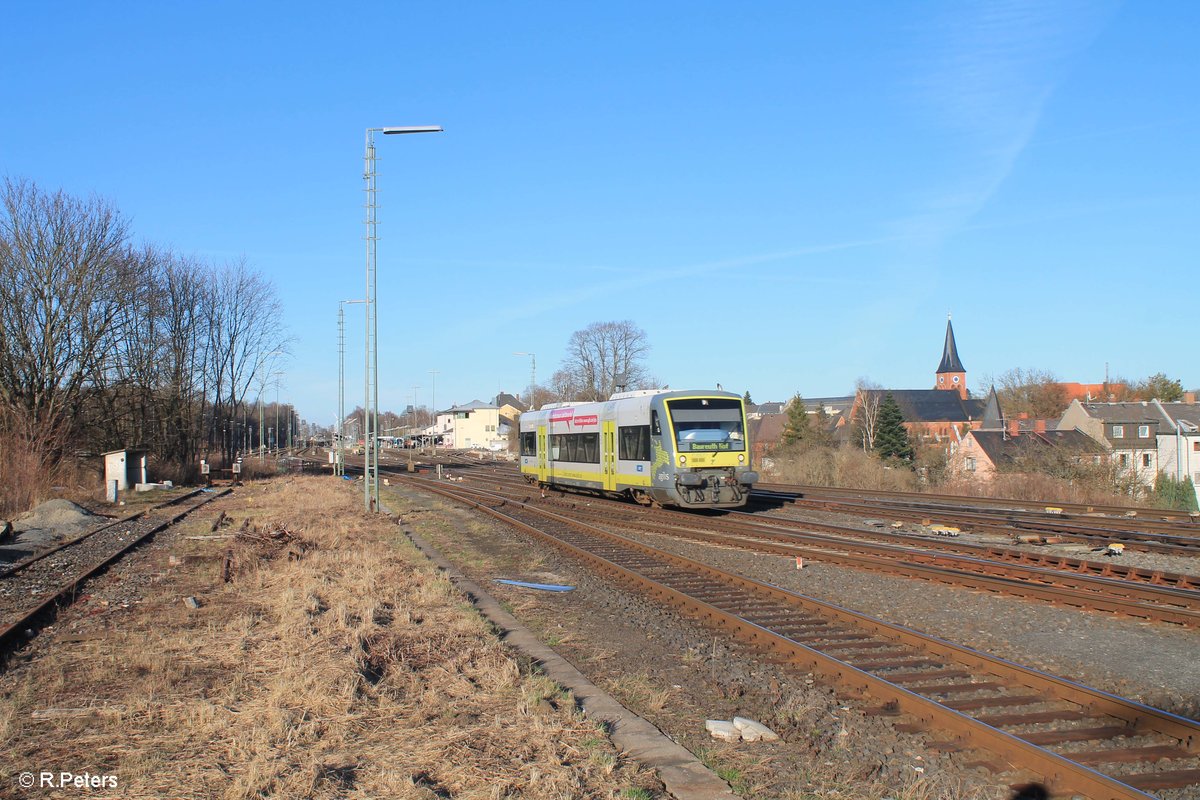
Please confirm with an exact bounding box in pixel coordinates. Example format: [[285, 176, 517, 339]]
[[899, 0, 1118, 240], [477, 233, 911, 331]]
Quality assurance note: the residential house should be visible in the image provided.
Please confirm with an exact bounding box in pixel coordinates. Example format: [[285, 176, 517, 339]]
[[1155, 400, 1200, 499], [440, 400, 506, 450], [494, 392, 527, 425], [1058, 400, 1166, 486], [747, 401, 784, 419], [1059, 397, 1200, 503], [949, 424, 1103, 482], [748, 414, 787, 461]]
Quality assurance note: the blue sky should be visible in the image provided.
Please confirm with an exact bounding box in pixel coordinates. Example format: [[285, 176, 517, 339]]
[[3, 1, 1196, 423]]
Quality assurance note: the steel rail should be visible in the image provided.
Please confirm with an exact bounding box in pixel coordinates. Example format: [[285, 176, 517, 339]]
[[754, 493, 1200, 555], [762, 492, 1200, 542], [549, 502, 1200, 626], [432, 471, 1200, 624], [756, 483, 1200, 525], [400, 476, 1198, 800], [1, 488, 205, 577], [418, 466, 1200, 587], [0, 488, 232, 653], [724, 507, 1200, 591]]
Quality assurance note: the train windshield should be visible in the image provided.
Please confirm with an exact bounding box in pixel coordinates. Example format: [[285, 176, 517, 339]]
[[665, 398, 745, 452]]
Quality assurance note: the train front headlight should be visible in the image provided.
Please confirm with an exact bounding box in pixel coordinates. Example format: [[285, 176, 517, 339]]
[[678, 455, 686, 465], [738, 454, 745, 463]]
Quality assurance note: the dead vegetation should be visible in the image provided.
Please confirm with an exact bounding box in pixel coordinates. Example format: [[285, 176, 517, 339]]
[[0, 477, 655, 798]]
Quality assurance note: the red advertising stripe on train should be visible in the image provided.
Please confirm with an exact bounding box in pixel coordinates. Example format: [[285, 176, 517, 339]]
[[573, 415, 598, 427]]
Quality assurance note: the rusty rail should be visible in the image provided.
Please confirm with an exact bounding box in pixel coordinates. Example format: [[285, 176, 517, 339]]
[[398, 474, 1200, 799]]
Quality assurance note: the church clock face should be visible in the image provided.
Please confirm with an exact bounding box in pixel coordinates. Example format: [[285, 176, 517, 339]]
[[953, 375, 960, 384]]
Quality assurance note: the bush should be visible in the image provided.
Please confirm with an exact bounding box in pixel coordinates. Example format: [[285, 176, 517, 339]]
[[1153, 474, 1199, 512], [766, 443, 917, 492]]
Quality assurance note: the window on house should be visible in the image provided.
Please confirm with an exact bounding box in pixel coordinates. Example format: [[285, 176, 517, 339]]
[[1194, 441, 1199, 452], [965, 457, 976, 472], [1119, 453, 1129, 466], [1112, 425, 1124, 438], [1142, 453, 1152, 468], [1138, 425, 1150, 438]]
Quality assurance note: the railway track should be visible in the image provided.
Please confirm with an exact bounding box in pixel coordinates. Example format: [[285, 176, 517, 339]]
[[417, 466, 1200, 627], [0, 488, 231, 653], [756, 483, 1200, 525], [753, 486, 1200, 556], [396, 473, 1200, 800]]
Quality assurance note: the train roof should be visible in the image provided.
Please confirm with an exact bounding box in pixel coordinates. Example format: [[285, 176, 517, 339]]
[[529, 388, 744, 414]]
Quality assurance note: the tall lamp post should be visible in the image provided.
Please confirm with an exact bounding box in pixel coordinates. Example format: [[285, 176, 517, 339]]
[[513, 352, 536, 412], [429, 369, 440, 455], [409, 384, 421, 448], [337, 299, 366, 477], [364, 124, 443, 513]]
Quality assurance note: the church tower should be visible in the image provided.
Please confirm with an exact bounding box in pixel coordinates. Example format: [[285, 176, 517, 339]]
[[935, 315, 967, 399]]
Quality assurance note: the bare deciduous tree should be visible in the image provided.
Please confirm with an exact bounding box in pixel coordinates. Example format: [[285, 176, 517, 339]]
[[0, 177, 133, 444], [558, 320, 652, 401], [204, 260, 290, 462], [851, 378, 883, 451], [984, 367, 1069, 419], [0, 177, 293, 513]]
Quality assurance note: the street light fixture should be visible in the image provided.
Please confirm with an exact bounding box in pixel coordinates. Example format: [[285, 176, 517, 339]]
[[363, 124, 443, 513], [513, 352, 536, 412]]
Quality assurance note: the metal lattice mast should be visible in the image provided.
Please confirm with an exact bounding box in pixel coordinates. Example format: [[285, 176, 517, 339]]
[[362, 124, 442, 512], [364, 131, 379, 511], [337, 303, 345, 477], [429, 369, 440, 455]]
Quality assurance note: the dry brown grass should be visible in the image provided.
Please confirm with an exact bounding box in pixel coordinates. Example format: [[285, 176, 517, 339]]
[[940, 471, 1151, 508], [0, 476, 655, 798], [766, 446, 919, 492]]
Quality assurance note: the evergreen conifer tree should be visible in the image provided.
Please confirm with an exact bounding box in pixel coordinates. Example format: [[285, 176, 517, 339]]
[[873, 392, 914, 462], [780, 394, 811, 445], [743, 390, 753, 405]]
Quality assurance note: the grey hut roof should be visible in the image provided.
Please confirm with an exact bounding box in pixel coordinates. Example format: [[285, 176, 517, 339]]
[[936, 317, 965, 374], [980, 387, 1004, 430]]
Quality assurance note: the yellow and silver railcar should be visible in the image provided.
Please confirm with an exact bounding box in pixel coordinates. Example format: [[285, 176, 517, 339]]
[[519, 389, 758, 509]]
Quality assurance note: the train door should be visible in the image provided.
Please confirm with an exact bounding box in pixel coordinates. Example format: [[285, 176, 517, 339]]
[[602, 420, 617, 491], [537, 426, 548, 483]]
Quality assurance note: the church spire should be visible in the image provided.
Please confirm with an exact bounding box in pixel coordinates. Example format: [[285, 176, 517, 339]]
[[935, 314, 967, 398]]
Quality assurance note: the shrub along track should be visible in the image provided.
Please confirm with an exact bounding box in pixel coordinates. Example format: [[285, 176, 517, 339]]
[[394, 470, 1200, 800], [0, 488, 232, 654]]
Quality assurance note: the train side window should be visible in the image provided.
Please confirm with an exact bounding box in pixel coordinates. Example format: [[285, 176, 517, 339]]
[[651, 410, 661, 436], [549, 433, 599, 463], [619, 425, 651, 461], [520, 432, 536, 456], [581, 433, 599, 463]]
